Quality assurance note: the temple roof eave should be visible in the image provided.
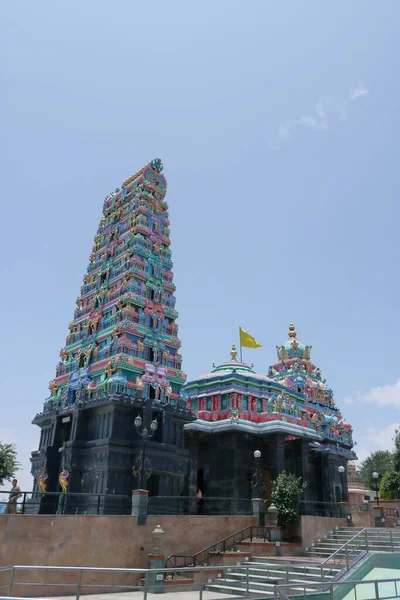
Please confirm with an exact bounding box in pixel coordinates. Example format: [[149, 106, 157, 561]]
[[183, 418, 322, 439]]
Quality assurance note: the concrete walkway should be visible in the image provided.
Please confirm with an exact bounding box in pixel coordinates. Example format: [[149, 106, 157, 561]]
[[41, 593, 234, 600]]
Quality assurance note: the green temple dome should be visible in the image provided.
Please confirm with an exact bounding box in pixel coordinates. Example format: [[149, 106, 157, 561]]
[[207, 344, 256, 377]]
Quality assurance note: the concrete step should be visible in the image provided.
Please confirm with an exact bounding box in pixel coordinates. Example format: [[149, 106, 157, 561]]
[[206, 579, 317, 597], [229, 567, 334, 583], [243, 564, 337, 579], [205, 580, 317, 597], [205, 580, 274, 597], [247, 560, 341, 574], [229, 572, 325, 586]]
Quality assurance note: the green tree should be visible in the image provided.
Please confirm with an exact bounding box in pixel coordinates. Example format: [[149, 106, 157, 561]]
[[0, 442, 20, 487], [380, 471, 400, 500], [393, 430, 400, 472], [358, 451, 394, 490], [271, 471, 305, 528]]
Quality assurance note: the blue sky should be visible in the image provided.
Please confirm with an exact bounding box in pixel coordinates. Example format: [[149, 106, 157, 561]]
[[1, 1, 400, 491]]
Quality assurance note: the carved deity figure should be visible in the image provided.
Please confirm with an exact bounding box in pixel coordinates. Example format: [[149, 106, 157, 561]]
[[49, 380, 58, 397], [105, 360, 116, 379], [37, 473, 48, 494], [59, 469, 69, 493], [60, 348, 68, 362], [84, 345, 92, 367], [92, 344, 99, 362], [77, 348, 85, 369], [137, 340, 144, 354]]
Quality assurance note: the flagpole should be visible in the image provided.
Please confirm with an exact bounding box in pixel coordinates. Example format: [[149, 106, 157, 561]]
[[239, 327, 243, 362]]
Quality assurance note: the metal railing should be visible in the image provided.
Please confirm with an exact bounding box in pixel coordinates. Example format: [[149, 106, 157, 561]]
[[275, 576, 400, 600], [320, 528, 368, 579], [298, 500, 342, 518], [6, 563, 400, 600], [0, 491, 132, 515], [147, 495, 252, 516], [166, 525, 271, 568], [319, 528, 400, 580], [0, 563, 276, 600]]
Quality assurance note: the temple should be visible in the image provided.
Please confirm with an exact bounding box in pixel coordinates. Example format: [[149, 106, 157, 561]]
[[30, 159, 356, 515], [30, 159, 193, 513], [184, 326, 356, 510]]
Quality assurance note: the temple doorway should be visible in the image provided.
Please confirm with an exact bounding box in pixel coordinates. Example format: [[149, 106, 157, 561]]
[[264, 468, 272, 505]]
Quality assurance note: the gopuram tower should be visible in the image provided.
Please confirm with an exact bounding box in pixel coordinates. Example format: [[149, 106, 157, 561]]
[[30, 159, 192, 514]]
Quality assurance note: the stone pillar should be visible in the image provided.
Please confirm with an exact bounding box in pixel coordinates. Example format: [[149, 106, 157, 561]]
[[301, 439, 312, 503], [147, 555, 165, 593], [320, 454, 335, 506], [272, 434, 285, 480], [147, 524, 165, 594], [132, 489, 149, 525], [372, 506, 386, 528], [338, 502, 354, 527], [252, 498, 266, 526]]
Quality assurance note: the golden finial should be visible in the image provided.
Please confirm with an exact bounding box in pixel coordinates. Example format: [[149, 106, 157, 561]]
[[288, 323, 297, 338], [230, 344, 238, 361]]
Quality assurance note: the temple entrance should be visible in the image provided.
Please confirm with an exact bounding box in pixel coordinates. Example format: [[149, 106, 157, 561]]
[[264, 468, 272, 505], [40, 415, 73, 514]]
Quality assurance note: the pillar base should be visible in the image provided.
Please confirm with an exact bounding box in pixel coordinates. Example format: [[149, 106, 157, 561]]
[[338, 502, 354, 526], [372, 506, 386, 528], [147, 554, 165, 594], [252, 498, 266, 525], [132, 489, 149, 525]]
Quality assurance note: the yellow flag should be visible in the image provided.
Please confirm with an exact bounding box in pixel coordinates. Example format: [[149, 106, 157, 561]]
[[239, 327, 262, 348]]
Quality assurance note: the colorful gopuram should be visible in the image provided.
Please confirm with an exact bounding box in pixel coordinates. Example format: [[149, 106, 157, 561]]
[[30, 159, 193, 512], [183, 325, 356, 507]]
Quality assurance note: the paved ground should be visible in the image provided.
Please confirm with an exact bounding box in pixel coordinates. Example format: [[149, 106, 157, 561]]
[[40, 593, 234, 600]]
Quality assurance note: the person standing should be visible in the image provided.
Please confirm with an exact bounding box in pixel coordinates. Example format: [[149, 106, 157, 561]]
[[5, 479, 22, 514]]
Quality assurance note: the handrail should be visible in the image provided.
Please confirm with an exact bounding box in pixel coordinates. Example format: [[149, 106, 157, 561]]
[[321, 527, 367, 566], [275, 576, 400, 600], [166, 525, 270, 568], [384, 507, 399, 518]]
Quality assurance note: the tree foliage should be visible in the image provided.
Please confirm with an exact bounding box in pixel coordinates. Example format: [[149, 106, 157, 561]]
[[271, 471, 305, 527], [358, 451, 394, 490], [393, 430, 400, 473], [0, 442, 20, 487], [380, 470, 400, 500]]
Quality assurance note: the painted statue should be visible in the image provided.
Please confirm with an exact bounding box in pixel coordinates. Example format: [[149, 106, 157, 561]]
[[37, 473, 48, 494], [59, 469, 69, 493]]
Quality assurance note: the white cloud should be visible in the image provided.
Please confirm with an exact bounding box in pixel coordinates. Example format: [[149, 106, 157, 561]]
[[354, 422, 399, 467], [346, 379, 400, 409], [270, 83, 368, 145], [345, 380, 400, 465], [350, 84, 369, 101], [366, 422, 399, 448]]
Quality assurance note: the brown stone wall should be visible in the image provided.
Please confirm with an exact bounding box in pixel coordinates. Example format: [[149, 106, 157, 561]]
[[300, 516, 347, 550], [0, 514, 257, 596]]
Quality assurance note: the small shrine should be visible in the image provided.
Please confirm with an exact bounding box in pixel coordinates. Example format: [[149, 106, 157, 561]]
[[183, 325, 356, 507]]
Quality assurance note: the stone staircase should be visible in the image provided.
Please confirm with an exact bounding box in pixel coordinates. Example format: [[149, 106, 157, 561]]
[[307, 527, 400, 558], [204, 556, 341, 598], [205, 527, 400, 598]]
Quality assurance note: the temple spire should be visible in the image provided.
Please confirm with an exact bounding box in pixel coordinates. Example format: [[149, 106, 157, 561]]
[[230, 344, 238, 361]]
